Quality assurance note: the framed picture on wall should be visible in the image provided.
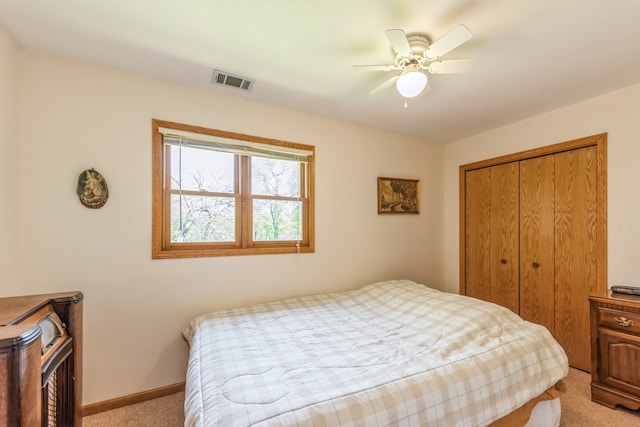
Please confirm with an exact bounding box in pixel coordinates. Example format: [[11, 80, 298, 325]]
[[377, 177, 420, 214]]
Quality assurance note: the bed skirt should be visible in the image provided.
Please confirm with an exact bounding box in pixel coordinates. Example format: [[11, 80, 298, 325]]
[[489, 381, 566, 427]]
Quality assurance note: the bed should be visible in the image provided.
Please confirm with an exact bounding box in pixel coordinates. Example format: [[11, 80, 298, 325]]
[[183, 280, 568, 426]]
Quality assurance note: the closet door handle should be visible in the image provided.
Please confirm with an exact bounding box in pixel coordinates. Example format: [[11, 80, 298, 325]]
[[532, 262, 540, 269]]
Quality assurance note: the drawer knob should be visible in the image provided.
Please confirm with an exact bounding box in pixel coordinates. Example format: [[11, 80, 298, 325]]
[[613, 316, 634, 327]]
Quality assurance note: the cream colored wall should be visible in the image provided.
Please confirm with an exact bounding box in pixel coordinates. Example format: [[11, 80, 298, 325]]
[[0, 25, 21, 295], [443, 83, 640, 294], [17, 50, 444, 404]]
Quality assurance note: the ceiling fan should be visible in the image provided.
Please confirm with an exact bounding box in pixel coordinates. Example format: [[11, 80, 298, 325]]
[[354, 25, 473, 105]]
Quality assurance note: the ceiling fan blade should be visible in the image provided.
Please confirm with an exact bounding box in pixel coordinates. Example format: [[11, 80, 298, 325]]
[[385, 29, 412, 57], [352, 64, 401, 72], [428, 59, 474, 74], [370, 75, 400, 94], [424, 24, 472, 60]]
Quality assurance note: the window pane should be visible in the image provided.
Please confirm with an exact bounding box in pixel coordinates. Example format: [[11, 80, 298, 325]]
[[251, 157, 300, 197], [253, 199, 302, 241], [171, 194, 235, 242], [170, 145, 234, 193]]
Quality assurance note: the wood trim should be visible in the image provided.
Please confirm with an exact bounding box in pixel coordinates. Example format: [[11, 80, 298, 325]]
[[596, 136, 608, 295], [459, 166, 467, 295], [151, 120, 165, 259], [460, 133, 606, 172], [82, 382, 185, 417]]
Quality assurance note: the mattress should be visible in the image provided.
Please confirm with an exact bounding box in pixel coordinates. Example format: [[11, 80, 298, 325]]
[[183, 280, 568, 426]]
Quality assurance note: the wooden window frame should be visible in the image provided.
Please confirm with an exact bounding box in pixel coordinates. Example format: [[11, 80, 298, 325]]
[[152, 119, 315, 259]]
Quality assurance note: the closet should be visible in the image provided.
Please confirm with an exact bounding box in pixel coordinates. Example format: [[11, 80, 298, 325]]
[[459, 134, 607, 372]]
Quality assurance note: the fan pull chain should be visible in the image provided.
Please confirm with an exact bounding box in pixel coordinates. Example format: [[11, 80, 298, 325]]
[[404, 98, 408, 108]]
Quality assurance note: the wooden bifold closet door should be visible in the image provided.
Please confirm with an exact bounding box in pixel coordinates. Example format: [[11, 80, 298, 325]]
[[460, 134, 606, 372], [553, 147, 598, 371], [519, 154, 555, 334], [464, 162, 519, 313]]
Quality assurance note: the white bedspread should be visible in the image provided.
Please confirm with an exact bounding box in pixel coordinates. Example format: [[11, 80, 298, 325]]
[[183, 280, 568, 427]]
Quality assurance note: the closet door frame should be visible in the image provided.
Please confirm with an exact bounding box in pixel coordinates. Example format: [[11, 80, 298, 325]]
[[459, 133, 607, 296]]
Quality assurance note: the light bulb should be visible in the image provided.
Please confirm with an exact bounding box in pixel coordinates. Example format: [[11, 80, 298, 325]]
[[396, 70, 427, 98]]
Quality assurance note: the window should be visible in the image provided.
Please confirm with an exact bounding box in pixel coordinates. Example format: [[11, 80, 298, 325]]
[[152, 119, 315, 258]]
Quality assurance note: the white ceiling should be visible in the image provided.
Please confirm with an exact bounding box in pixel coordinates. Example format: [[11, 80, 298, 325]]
[[2, 0, 640, 144]]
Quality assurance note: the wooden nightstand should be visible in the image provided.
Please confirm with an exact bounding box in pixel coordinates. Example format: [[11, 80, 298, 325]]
[[590, 291, 640, 410]]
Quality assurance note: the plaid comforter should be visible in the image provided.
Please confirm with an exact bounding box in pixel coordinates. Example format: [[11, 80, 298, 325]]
[[183, 280, 568, 426]]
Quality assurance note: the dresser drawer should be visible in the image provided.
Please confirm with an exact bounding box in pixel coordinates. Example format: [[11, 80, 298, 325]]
[[598, 307, 640, 335]]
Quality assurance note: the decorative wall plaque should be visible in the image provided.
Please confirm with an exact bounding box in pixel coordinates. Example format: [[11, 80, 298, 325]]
[[76, 168, 109, 209]]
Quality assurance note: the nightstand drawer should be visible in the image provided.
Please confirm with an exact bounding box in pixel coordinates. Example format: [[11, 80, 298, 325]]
[[598, 307, 640, 335]]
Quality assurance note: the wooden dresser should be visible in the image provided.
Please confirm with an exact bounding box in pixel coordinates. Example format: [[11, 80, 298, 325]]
[[0, 291, 83, 427], [590, 291, 640, 410]]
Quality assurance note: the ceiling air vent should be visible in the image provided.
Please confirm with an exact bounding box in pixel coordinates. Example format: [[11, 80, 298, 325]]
[[212, 69, 254, 91]]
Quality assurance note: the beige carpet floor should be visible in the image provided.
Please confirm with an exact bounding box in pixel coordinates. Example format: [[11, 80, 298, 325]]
[[83, 368, 640, 426], [83, 391, 185, 427], [559, 368, 640, 426]]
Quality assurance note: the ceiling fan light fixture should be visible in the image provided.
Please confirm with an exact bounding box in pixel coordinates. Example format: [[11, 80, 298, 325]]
[[355, 24, 473, 99], [396, 68, 427, 98]]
